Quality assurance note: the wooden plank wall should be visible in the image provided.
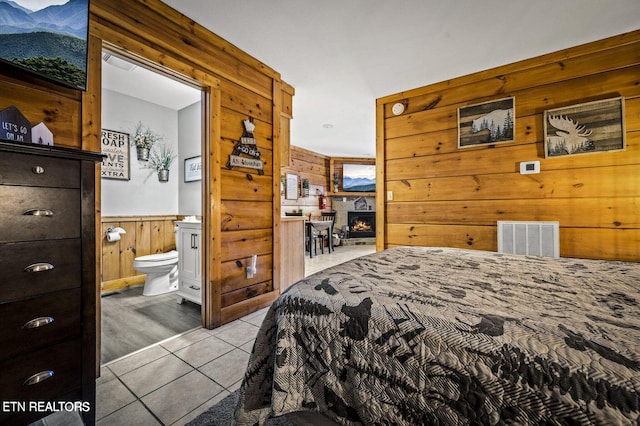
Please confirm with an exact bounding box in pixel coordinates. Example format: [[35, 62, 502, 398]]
[[87, 0, 293, 327], [377, 30, 640, 262], [100, 216, 178, 292], [281, 145, 331, 217], [0, 0, 292, 364]]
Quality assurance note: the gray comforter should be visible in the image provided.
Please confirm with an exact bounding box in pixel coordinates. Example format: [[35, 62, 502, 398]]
[[236, 247, 640, 425]]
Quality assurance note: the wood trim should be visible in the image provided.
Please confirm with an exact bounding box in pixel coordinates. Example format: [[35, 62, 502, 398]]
[[101, 215, 179, 223], [375, 101, 385, 252], [206, 84, 222, 329], [273, 80, 283, 294], [101, 275, 146, 293]]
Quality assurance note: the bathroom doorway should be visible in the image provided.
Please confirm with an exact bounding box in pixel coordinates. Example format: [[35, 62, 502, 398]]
[[100, 48, 205, 364]]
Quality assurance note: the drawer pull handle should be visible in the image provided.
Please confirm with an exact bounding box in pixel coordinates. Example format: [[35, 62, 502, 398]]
[[23, 317, 55, 329], [24, 370, 54, 386], [24, 263, 54, 273], [189, 285, 201, 291], [32, 166, 45, 175], [23, 208, 54, 217]]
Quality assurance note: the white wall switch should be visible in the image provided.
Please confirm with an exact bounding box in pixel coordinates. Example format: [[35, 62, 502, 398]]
[[387, 191, 393, 201], [520, 161, 540, 174]]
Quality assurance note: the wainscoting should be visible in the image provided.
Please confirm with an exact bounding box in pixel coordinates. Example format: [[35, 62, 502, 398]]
[[101, 215, 179, 293]]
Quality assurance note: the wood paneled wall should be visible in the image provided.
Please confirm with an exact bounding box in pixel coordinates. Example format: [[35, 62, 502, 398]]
[[377, 30, 640, 262], [101, 216, 178, 292], [281, 145, 331, 216], [0, 0, 293, 329], [87, 0, 295, 327]]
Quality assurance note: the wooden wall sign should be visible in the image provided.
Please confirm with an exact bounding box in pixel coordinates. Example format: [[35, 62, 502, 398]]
[[101, 129, 130, 180], [32, 122, 54, 145], [543, 97, 625, 158], [458, 97, 515, 148], [226, 118, 264, 175], [0, 105, 31, 142]]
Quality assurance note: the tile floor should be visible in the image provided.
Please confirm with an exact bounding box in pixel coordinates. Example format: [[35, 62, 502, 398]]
[[37, 244, 376, 426]]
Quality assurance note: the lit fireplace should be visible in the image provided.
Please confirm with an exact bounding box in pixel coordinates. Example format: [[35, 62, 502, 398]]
[[348, 211, 375, 238]]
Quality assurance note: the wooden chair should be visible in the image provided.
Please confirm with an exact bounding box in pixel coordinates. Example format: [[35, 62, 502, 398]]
[[318, 211, 336, 252]]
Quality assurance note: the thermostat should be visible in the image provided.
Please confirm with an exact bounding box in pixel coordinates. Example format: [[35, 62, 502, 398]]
[[520, 161, 540, 174]]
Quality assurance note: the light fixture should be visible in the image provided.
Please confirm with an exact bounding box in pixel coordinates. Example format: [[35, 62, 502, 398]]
[[102, 52, 137, 72], [322, 123, 334, 129]]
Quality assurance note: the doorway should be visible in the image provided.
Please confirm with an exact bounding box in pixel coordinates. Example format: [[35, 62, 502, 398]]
[[100, 49, 205, 364]]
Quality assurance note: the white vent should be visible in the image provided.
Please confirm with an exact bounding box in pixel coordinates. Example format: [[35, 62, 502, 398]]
[[497, 221, 559, 258]]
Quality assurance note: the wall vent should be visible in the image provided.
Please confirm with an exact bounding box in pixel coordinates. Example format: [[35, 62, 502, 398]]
[[497, 221, 559, 258]]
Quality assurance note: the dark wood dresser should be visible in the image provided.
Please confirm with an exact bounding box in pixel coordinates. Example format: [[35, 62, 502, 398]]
[[0, 140, 102, 425]]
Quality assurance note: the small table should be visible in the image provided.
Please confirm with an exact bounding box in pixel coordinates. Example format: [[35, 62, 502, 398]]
[[306, 220, 333, 258]]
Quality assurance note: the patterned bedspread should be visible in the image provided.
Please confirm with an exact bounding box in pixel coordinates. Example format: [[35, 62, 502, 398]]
[[236, 247, 640, 425]]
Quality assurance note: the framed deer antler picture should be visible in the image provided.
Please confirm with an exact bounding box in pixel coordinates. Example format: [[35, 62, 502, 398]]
[[543, 97, 625, 158]]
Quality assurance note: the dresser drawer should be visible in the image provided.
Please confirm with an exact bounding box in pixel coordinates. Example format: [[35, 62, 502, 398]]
[[0, 289, 81, 363], [0, 339, 81, 403], [0, 151, 79, 188], [0, 239, 81, 302], [0, 186, 79, 242]]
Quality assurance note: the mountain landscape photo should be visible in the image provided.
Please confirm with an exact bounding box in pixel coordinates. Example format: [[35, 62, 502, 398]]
[[343, 164, 376, 192], [0, 0, 89, 89]]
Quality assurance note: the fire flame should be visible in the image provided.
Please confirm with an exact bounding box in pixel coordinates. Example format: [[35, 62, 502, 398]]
[[352, 220, 372, 232]]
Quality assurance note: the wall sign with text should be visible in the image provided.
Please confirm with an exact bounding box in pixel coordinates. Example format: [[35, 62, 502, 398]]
[[101, 129, 130, 180], [226, 118, 264, 175]]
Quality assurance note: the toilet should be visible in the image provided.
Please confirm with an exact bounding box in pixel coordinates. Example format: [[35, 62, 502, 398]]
[[133, 250, 179, 296]]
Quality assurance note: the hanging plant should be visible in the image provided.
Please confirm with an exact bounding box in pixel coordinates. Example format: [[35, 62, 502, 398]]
[[147, 144, 177, 182], [132, 121, 162, 161]]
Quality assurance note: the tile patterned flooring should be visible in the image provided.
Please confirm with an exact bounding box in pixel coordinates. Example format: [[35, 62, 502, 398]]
[[38, 244, 376, 425]]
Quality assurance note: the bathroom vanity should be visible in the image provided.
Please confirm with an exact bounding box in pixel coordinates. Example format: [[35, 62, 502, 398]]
[[0, 140, 102, 425], [176, 220, 202, 305]]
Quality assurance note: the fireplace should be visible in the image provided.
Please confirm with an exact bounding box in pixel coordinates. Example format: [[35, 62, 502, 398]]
[[348, 211, 375, 238]]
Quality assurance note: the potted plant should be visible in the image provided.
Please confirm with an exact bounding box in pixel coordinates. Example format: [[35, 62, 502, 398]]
[[148, 144, 176, 182], [133, 121, 161, 161]]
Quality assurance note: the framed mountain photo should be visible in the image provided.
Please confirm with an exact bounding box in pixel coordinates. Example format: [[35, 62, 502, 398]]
[[0, 0, 90, 90], [343, 163, 376, 192]]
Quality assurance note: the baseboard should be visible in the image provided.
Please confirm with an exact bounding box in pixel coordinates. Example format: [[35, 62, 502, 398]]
[[101, 275, 145, 294]]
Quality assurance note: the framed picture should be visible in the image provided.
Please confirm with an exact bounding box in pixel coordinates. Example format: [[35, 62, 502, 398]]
[[285, 173, 299, 200], [544, 97, 625, 158], [184, 156, 202, 182], [0, 0, 90, 90], [100, 129, 130, 180], [342, 163, 376, 192], [458, 97, 515, 148]]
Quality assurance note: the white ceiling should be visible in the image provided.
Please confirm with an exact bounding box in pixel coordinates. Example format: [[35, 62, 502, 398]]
[[104, 0, 640, 158]]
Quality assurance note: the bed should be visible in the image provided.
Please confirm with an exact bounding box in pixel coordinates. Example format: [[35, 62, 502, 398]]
[[236, 247, 640, 425]]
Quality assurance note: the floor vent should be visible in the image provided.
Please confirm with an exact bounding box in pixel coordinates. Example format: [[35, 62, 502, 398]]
[[497, 221, 559, 258]]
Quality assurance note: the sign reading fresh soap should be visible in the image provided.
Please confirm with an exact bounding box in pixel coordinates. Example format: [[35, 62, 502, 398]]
[[101, 129, 130, 180], [226, 118, 264, 175]]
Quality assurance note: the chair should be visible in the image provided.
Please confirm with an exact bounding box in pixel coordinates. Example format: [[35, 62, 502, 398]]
[[318, 211, 336, 252], [305, 225, 318, 256]]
